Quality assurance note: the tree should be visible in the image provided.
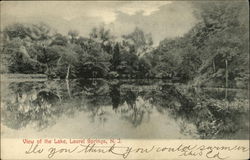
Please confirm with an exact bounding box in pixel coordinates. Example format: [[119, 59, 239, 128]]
[[112, 43, 120, 71], [149, 37, 185, 79], [3, 23, 52, 41], [50, 34, 68, 46], [191, 1, 249, 88], [1, 23, 53, 74], [52, 44, 78, 79], [122, 27, 153, 56], [177, 45, 201, 82], [89, 26, 114, 47], [75, 38, 111, 78], [68, 30, 79, 44]]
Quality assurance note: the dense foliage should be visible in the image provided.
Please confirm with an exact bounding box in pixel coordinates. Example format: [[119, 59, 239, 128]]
[[1, 1, 248, 88]]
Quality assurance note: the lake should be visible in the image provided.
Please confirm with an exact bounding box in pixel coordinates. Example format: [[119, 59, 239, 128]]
[[1, 79, 249, 139]]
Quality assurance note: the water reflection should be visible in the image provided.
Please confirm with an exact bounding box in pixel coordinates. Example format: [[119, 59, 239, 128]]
[[1, 79, 249, 139]]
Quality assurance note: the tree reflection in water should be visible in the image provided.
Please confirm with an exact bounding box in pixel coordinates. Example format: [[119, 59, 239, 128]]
[[2, 82, 61, 130], [1, 79, 249, 139]]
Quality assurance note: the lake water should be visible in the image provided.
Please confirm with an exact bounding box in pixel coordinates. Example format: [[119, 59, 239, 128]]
[[1, 79, 249, 139]]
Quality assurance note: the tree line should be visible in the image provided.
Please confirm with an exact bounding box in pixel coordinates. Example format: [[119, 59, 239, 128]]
[[1, 1, 248, 88]]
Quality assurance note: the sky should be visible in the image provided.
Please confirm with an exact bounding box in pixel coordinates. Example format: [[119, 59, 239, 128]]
[[1, 1, 198, 45]]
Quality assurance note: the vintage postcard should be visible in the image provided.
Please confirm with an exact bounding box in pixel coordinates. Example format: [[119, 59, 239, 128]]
[[0, 1, 249, 159]]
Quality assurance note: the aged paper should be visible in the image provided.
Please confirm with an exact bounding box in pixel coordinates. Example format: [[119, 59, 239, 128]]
[[1, 1, 249, 159]]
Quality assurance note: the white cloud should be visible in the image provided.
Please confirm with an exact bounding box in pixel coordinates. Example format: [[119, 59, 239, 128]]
[[117, 1, 172, 16], [1, 1, 172, 23], [1, 1, 196, 44], [88, 10, 117, 23]]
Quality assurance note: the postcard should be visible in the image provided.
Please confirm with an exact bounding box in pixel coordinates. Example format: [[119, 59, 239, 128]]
[[0, 1, 249, 159]]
